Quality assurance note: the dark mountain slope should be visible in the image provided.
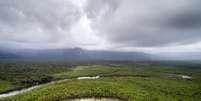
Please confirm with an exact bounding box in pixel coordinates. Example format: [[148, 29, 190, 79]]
[[0, 48, 151, 61]]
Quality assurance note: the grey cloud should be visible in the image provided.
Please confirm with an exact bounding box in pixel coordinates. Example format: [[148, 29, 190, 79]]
[[0, 0, 81, 46], [85, 0, 118, 19], [165, 10, 201, 29], [85, 0, 201, 47], [0, 0, 201, 51]]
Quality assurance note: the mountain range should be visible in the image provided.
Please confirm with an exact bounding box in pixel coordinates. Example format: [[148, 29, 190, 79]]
[[0, 48, 151, 61], [1, 48, 201, 61]]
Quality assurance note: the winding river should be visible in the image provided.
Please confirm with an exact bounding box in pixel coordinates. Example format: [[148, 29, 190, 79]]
[[0, 79, 69, 98], [0, 76, 100, 98]]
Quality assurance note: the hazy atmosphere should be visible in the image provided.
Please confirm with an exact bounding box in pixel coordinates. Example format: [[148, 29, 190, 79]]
[[0, 1, 201, 101], [0, 0, 201, 54]]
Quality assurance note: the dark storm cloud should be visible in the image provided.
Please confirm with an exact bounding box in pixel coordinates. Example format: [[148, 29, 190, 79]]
[[0, 0, 81, 48], [0, 0, 201, 51], [165, 10, 201, 29], [85, 0, 201, 47]]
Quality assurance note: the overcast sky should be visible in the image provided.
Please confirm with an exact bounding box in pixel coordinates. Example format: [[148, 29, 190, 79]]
[[0, 0, 201, 53]]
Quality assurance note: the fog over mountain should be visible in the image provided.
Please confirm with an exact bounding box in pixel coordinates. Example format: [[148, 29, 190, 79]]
[[0, 0, 201, 60], [0, 48, 151, 61]]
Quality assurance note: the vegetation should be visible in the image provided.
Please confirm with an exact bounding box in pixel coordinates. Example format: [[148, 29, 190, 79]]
[[0, 80, 14, 93], [0, 61, 201, 101], [0, 62, 71, 93]]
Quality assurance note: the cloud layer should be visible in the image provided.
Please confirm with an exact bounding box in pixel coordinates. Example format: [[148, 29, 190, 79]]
[[85, 0, 201, 47], [0, 0, 201, 52], [0, 0, 97, 49]]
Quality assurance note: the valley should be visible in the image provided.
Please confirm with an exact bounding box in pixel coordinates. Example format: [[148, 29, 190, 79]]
[[0, 61, 200, 101]]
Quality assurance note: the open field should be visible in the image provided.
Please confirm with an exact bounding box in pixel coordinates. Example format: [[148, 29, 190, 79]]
[[0, 80, 14, 93], [0, 61, 201, 101]]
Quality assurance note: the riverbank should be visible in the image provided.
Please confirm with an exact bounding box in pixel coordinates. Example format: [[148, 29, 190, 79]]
[[1, 62, 201, 101], [1, 76, 201, 101], [0, 79, 69, 98], [0, 76, 101, 98]]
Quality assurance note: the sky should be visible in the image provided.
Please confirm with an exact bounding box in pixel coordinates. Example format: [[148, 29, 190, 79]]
[[0, 0, 201, 53]]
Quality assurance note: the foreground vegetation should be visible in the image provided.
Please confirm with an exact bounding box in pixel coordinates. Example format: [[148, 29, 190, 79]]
[[0, 61, 71, 93], [0, 61, 201, 101]]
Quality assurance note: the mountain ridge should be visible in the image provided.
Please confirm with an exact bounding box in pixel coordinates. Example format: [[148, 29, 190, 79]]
[[0, 48, 151, 61]]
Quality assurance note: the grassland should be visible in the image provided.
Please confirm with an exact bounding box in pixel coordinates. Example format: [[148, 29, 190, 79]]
[[0, 61, 201, 101], [0, 62, 71, 93], [0, 80, 14, 93]]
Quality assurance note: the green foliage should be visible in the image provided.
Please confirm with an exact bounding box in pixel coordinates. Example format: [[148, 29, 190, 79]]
[[54, 65, 121, 79], [2, 77, 201, 101], [0, 61, 201, 101], [0, 80, 14, 93], [0, 62, 71, 93]]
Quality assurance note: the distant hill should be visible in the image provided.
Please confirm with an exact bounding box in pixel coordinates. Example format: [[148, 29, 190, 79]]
[[0, 51, 20, 59], [1, 48, 201, 61], [0, 48, 151, 61], [158, 52, 201, 61]]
